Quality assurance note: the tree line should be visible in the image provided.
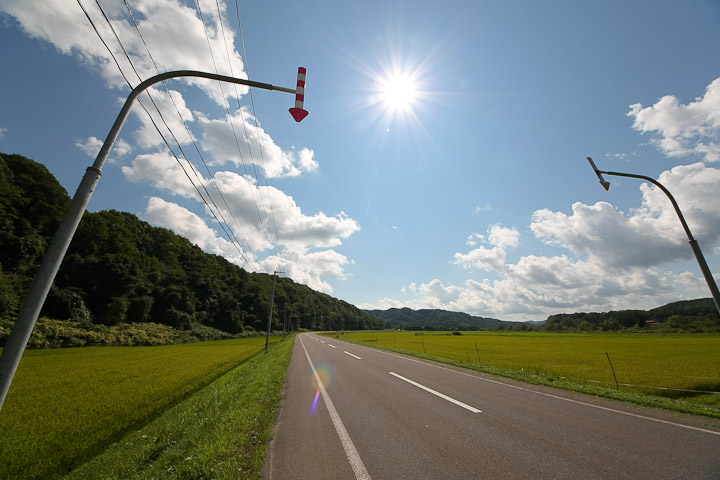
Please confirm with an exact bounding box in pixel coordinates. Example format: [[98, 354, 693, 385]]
[[365, 307, 502, 331], [0, 152, 383, 345], [543, 299, 719, 333]]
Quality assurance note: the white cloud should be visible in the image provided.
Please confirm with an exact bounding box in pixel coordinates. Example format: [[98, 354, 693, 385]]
[[259, 248, 350, 293], [1, 0, 247, 101], [454, 224, 518, 272], [386, 164, 720, 321], [113, 139, 133, 157], [393, 263, 699, 322], [2, 1, 108, 71], [357, 297, 406, 311], [1, 0, 261, 157], [0, 127, 7, 139], [143, 196, 252, 267], [122, 152, 201, 200], [198, 109, 317, 178], [76, 137, 103, 157], [488, 224, 520, 249], [636, 162, 720, 242], [123, 155, 359, 251], [628, 77, 720, 162], [297, 147, 319, 172], [76, 136, 132, 162], [2, 0, 345, 292], [418, 279, 463, 306], [465, 233, 483, 246], [141, 196, 354, 293], [453, 246, 506, 272], [531, 162, 720, 268], [133, 87, 195, 149]]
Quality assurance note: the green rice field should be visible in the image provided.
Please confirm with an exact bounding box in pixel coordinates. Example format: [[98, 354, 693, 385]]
[[0, 337, 275, 479], [341, 331, 720, 413]]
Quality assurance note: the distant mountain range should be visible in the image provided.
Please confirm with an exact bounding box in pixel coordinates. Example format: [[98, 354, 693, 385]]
[[363, 308, 507, 331], [365, 298, 718, 332]]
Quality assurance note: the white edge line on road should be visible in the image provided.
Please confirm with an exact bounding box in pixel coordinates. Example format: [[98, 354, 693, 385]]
[[320, 340, 326, 344], [344, 351, 362, 360], [300, 337, 372, 480], [328, 344, 337, 349], [389, 372, 481, 413], [372, 347, 720, 436]]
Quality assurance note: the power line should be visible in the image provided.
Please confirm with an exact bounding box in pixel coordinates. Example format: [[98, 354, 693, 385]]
[[121, 0, 262, 272], [194, 0, 278, 261], [76, 0, 258, 272], [214, 0, 282, 262], [91, 0, 257, 271], [234, 0, 283, 267]]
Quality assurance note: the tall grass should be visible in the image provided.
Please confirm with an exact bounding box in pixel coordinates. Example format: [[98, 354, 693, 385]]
[[0, 337, 273, 479], [64, 336, 294, 480], [343, 331, 720, 415]]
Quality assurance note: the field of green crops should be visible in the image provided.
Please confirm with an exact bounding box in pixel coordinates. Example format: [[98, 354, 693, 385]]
[[342, 331, 720, 413], [0, 337, 274, 479]]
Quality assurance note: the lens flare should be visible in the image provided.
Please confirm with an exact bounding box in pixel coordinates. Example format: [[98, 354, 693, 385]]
[[309, 366, 330, 417], [311, 366, 331, 391], [310, 389, 321, 416]]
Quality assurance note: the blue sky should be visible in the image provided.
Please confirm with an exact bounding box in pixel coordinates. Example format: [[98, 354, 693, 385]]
[[1, 0, 719, 321]]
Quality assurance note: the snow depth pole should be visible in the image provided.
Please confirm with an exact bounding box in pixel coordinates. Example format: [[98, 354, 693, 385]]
[[289, 67, 309, 122]]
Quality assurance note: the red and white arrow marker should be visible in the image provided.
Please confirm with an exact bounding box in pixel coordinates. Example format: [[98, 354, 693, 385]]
[[289, 67, 309, 122]]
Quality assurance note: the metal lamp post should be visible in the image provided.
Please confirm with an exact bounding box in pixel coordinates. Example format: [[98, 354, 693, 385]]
[[0, 69, 308, 411], [586, 157, 720, 316]]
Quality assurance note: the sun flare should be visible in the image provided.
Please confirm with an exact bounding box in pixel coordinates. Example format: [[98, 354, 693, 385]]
[[378, 73, 418, 112]]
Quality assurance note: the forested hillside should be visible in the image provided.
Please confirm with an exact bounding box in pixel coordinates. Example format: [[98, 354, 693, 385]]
[[365, 307, 502, 331], [545, 298, 719, 332], [0, 152, 382, 345]]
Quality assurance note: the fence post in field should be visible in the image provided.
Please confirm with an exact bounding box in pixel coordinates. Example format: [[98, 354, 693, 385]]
[[475, 342, 481, 364], [605, 352, 619, 390]]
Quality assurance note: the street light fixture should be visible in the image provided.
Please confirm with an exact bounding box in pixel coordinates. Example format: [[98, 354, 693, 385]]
[[585, 157, 720, 316], [0, 69, 308, 411]]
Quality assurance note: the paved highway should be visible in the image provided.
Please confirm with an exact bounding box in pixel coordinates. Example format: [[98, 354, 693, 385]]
[[262, 334, 720, 479]]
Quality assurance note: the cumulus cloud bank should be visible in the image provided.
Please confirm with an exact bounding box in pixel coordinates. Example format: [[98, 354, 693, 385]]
[[366, 79, 720, 320], [380, 163, 720, 321], [628, 77, 720, 162], [2, 0, 357, 291]]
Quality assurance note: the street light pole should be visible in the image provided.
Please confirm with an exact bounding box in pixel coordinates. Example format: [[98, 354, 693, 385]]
[[586, 157, 720, 316], [0, 69, 308, 411]]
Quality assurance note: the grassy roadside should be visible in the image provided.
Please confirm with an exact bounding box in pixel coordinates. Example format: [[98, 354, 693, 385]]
[[63, 336, 295, 480], [332, 333, 720, 420], [1, 338, 274, 479]]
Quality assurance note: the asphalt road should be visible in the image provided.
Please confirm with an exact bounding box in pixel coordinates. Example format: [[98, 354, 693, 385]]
[[262, 333, 720, 479]]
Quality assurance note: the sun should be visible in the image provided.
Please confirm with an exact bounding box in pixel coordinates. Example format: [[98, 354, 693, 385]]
[[377, 72, 418, 112]]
